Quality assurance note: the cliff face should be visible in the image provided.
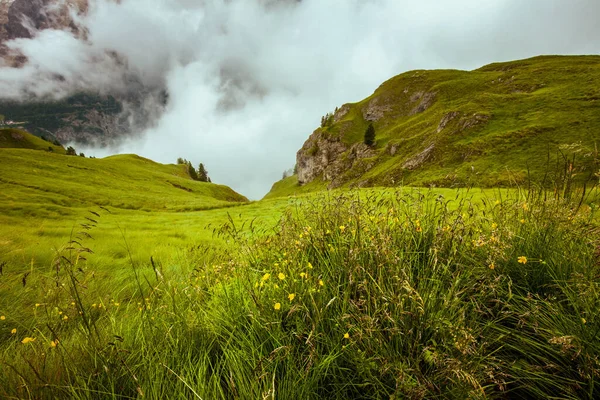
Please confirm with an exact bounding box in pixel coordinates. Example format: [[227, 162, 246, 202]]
[[1, 0, 88, 64], [291, 56, 600, 194], [297, 127, 376, 189], [0, 0, 164, 146], [296, 81, 438, 189]]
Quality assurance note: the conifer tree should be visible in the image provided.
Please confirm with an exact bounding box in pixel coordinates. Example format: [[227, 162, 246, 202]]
[[198, 163, 209, 182], [364, 123, 376, 147], [187, 161, 199, 181]]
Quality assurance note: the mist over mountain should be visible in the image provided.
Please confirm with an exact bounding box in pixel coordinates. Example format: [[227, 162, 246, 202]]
[[1, 0, 600, 198]]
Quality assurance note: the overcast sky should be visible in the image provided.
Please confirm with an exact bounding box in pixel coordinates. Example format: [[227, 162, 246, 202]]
[[2, 0, 600, 198]]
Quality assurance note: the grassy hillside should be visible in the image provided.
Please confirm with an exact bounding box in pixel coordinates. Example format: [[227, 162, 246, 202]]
[[0, 148, 247, 214], [0, 146, 255, 270], [270, 55, 600, 198], [0, 128, 66, 153], [1, 56, 600, 399]]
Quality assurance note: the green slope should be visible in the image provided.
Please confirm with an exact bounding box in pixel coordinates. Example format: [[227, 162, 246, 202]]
[[269, 55, 600, 198], [0, 128, 65, 153], [0, 147, 248, 217]]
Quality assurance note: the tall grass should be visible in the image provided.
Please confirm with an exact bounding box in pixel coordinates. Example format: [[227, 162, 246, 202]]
[[0, 184, 599, 399]]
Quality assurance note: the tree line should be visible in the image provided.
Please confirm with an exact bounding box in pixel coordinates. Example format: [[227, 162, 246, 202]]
[[177, 158, 211, 182]]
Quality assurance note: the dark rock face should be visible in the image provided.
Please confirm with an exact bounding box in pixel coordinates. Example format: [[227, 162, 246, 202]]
[[1, 0, 87, 62], [6, 0, 50, 40], [0, 0, 166, 147]]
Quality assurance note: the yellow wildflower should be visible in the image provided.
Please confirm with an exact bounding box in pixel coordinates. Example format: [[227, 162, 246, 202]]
[[344, 333, 350, 339], [0, 315, 5, 320], [288, 293, 296, 301], [278, 273, 286, 280], [319, 280, 324, 287], [35, 303, 41, 307], [339, 225, 346, 232], [307, 262, 313, 269], [582, 318, 587, 324], [261, 273, 271, 282], [63, 315, 68, 320], [300, 272, 306, 278], [517, 256, 527, 264], [491, 223, 498, 230], [489, 263, 495, 270], [11, 328, 16, 334], [50, 340, 58, 348], [274, 303, 281, 311], [522, 203, 528, 211], [520, 219, 526, 224], [21, 337, 36, 344]]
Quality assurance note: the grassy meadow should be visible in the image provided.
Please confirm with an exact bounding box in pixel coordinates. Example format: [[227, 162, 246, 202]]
[[1, 137, 600, 398]]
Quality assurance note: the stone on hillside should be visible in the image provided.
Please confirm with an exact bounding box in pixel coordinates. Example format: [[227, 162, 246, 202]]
[[437, 111, 461, 133], [403, 144, 435, 170]]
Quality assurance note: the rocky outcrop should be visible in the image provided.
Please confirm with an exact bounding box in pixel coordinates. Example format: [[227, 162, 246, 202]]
[[459, 113, 491, 131], [362, 97, 392, 122], [296, 129, 348, 185], [402, 144, 435, 170], [0, 0, 167, 146], [437, 111, 461, 133], [5, 0, 86, 39], [333, 104, 350, 122], [1, 0, 87, 64], [409, 91, 436, 115], [296, 129, 378, 188]]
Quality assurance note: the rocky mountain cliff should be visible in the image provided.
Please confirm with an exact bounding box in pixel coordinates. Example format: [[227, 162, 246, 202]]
[[0, 0, 87, 64], [283, 56, 600, 196], [0, 0, 162, 146]]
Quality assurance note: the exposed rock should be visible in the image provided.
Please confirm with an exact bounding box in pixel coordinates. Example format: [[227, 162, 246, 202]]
[[362, 97, 392, 122], [5, 0, 87, 40], [458, 113, 491, 131], [403, 144, 435, 170], [388, 142, 400, 156], [437, 111, 461, 133], [333, 104, 350, 122], [1, 0, 87, 65], [296, 129, 348, 185], [409, 91, 436, 115], [296, 130, 377, 186]]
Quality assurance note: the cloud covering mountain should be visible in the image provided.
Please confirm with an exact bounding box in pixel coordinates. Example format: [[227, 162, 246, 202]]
[[1, 0, 599, 198]]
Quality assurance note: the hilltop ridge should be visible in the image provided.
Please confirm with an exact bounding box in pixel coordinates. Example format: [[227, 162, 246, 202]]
[[0, 135, 248, 216], [267, 55, 600, 198]]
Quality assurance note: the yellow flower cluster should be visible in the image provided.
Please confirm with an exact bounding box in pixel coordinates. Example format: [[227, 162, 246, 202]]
[[415, 220, 422, 232]]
